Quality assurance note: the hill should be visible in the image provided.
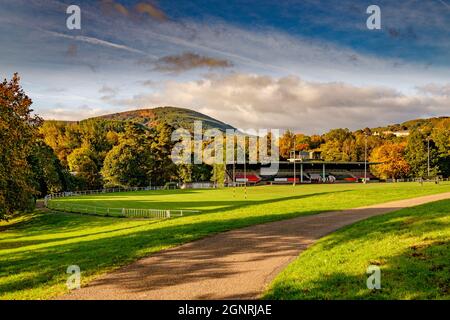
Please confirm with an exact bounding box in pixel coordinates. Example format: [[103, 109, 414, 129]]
[[371, 116, 450, 133], [89, 106, 236, 132]]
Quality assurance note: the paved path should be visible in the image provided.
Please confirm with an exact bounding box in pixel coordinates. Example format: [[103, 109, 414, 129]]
[[62, 192, 450, 300]]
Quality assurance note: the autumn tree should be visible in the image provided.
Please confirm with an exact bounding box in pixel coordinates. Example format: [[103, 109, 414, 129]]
[[0, 74, 42, 219], [320, 128, 355, 161], [370, 143, 410, 180], [279, 130, 295, 159]]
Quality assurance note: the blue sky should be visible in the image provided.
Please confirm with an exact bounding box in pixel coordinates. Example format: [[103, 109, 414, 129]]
[[1, 0, 449, 133]]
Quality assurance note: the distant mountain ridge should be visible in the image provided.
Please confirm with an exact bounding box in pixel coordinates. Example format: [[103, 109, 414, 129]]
[[89, 106, 236, 132]]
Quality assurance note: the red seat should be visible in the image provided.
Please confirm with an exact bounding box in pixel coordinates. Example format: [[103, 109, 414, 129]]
[[236, 174, 261, 183]]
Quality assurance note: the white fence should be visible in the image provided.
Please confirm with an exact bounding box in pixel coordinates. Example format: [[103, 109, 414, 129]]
[[45, 186, 199, 219], [45, 185, 176, 202], [122, 208, 188, 219]]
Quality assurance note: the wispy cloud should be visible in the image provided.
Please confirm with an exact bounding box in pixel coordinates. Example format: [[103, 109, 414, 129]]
[[435, 0, 450, 9], [44, 30, 151, 56]]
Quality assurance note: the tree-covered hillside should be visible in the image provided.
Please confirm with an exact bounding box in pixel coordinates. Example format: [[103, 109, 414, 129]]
[[90, 106, 236, 132], [372, 117, 450, 133]]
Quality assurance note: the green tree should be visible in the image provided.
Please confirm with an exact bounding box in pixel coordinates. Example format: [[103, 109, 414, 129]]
[[211, 163, 226, 187], [405, 130, 439, 178], [192, 164, 212, 182], [0, 74, 42, 219], [101, 125, 154, 187], [148, 122, 178, 184], [431, 125, 450, 177], [28, 140, 65, 196], [67, 147, 102, 190]]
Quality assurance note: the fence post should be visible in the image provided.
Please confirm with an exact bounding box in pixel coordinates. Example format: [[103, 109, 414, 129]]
[[166, 210, 170, 218]]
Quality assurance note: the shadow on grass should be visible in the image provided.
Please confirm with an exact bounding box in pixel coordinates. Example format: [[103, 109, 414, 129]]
[[0, 206, 328, 298], [0, 223, 151, 250], [51, 190, 352, 215], [264, 240, 450, 300], [264, 200, 450, 300], [2, 196, 448, 299], [315, 200, 450, 251]]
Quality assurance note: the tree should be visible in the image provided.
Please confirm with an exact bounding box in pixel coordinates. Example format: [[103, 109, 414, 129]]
[[320, 128, 355, 161], [405, 130, 438, 178], [101, 125, 154, 188], [148, 122, 178, 184], [193, 164, 212, 181], [28, 140, 65, 196], [431, 125, 450, 177], [67, 147, 102, 189], [370, 143, 410, 180], [294, 134, 310, 151], [0, 74, 42, 219], [279, 130, 295, 159], [211, 163, 226, 187]]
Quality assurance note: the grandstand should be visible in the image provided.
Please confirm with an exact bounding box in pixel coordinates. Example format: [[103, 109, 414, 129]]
[[226, 152, 379, 184]]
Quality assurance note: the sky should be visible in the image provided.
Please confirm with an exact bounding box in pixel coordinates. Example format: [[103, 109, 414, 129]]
[[1, 0, 449, 134]]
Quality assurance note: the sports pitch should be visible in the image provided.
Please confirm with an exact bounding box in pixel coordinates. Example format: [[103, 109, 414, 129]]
[[1, 182, 450, 299]]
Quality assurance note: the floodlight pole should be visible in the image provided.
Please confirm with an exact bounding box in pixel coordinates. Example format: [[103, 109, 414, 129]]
[[292, 134, 296, 186], [427, 137, 430, 178], [300, 160, 303, 183], [364, 133, 368, 184], [244, 154, 247, 199], [292, 151, 296, 186], [233, 159, 236, 197]]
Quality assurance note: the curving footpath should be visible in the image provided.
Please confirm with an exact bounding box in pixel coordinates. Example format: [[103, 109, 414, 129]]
[[61, 192, 450, 300]]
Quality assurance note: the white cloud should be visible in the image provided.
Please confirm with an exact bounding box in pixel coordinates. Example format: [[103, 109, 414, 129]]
[[103, 73, 450, 134], [39, 104, 110, 121], [416, 83, 450, 97]]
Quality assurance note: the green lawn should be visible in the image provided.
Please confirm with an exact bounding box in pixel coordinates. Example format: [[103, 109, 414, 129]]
[[1, 182, 450, 299], [264, 199, 450, 300]]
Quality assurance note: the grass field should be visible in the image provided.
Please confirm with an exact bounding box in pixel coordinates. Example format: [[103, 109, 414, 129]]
[[264, 199, 450, 300], [1, 182, 450, 299]]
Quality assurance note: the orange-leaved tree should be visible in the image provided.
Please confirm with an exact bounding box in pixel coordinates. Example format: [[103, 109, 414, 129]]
[[370, 142, 410, 180], [0, 74, 42, 220]]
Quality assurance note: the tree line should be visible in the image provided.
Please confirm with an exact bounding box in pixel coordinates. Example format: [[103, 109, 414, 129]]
[[1, 74, 449, 219], [278, 123, 450, 180]]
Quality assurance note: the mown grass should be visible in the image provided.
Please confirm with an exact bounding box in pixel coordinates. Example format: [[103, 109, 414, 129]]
[[1, 182, 449, 300], [264, 199, 450, 300]]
